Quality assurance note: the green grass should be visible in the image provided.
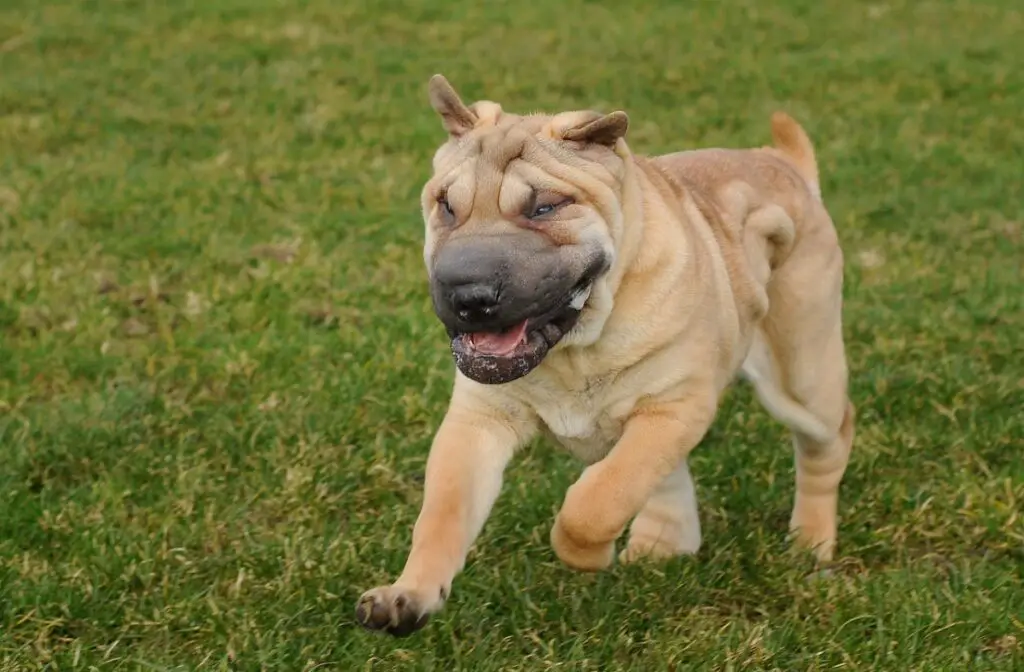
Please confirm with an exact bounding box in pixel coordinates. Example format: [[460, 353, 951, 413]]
[[1, 0, 1022, 669]]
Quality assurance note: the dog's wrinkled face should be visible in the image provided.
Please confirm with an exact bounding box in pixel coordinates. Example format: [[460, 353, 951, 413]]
[[420, 75, 630, 385]]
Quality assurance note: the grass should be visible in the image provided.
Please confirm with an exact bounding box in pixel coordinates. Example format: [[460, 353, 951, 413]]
[[1, 0, 1022, 669]]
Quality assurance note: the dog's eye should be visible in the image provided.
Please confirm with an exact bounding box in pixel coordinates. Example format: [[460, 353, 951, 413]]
[[531, 204, 555, 218], [437, 192, 454, 219], [529, 198, 572, 220]]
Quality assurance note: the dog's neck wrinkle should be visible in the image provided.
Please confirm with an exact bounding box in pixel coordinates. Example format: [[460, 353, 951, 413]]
[[582, 155, 713, 350], [549, 154, 667, 367], [603, 153, 649, 297], [611, 155, 692, 297], [553, 151, 662, 360]]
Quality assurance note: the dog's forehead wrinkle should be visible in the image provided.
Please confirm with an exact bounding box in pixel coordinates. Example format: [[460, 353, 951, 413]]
[[461, 126, 526, 215], [433, 138, 480, 177], [479, 125, 528, 168]]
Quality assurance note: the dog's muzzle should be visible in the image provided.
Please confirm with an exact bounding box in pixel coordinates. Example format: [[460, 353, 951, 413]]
[[429, 235, 607, 384]]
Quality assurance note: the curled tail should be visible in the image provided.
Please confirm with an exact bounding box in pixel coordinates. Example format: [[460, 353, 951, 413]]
[[770, 111, 820, 200]]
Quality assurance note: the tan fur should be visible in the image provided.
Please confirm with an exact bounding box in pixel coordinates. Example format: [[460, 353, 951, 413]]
[[357, 76, 854, 635]]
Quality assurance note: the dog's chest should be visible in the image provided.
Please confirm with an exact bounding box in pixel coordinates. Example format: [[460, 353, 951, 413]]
[[528, 384, 630, 464]]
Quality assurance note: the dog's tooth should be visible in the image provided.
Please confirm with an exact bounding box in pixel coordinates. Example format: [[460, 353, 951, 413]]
[[569, 285, 592, 311]]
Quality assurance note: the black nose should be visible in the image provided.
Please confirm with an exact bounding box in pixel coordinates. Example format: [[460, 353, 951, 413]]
[[450, 283, 499, 322]]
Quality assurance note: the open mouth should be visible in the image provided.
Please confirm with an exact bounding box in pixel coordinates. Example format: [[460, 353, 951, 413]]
[[450, 284, 592, 385]]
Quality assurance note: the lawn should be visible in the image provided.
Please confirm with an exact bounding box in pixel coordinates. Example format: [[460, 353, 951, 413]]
[[1, 0, 1022, 669]]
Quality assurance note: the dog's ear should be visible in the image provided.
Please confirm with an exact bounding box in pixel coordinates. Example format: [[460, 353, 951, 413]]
[[428, 74, 478, 137], [560, 111, 629, 146]]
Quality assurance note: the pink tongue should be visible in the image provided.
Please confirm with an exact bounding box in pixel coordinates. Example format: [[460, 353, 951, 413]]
[[467, 320, 529, 356]]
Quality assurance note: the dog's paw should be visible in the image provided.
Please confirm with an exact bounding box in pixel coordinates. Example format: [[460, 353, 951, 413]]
[[619, 533, 699, 565], [789, 493, 839, 563], [788, 515, 836, 563], [550, 516, 616, 571], [620, 509, 701, 565], [790, 531, 836, 563], [354, 584, 442, 637]]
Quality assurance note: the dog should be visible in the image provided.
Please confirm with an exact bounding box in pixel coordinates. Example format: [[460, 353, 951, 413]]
[[355, 75, 855, 636]]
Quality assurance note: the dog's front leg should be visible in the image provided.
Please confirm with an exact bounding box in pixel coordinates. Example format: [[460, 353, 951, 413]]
[[551, 389, 717, 571], [356, 400, 533, 636]]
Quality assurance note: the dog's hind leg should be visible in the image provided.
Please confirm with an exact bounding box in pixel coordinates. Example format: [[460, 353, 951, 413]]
[[742, 223, 855, 563], [620, 458, 702, 563]]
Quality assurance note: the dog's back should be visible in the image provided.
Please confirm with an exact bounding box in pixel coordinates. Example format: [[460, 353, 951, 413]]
[[645, 114, 838, 281]]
